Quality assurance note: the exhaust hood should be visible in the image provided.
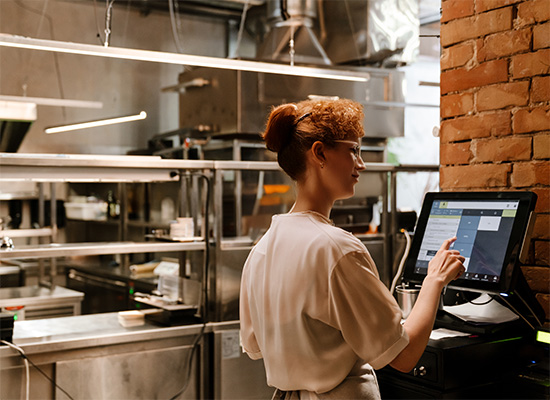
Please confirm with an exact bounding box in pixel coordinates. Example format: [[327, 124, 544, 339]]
[[256, 0, 331, 65], [0, 100, 36, 152]]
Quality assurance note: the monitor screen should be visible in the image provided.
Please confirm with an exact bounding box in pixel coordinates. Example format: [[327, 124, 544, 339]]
[[403, 191, 537, 294]]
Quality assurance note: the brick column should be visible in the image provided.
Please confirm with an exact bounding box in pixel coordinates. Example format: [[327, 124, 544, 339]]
[[439, 0, 549, 320]]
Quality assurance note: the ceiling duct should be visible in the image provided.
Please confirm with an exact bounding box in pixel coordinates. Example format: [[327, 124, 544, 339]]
[[320, 0, 420, 67], [255, 0, 419, 68], [256, 0, 332, 65]]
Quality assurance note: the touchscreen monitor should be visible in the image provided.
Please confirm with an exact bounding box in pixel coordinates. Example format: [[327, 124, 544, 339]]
[[403, 191, 537, 294]]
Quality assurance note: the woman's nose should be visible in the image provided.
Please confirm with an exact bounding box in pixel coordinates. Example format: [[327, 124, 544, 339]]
[[356, 156, 366, 170]]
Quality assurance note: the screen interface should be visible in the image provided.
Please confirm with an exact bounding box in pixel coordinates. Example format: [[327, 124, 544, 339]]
[[414, 199, 519, 283]]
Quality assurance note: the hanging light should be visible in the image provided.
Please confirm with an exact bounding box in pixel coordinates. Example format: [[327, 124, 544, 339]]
[[45, 111, 147, 134], [0, 95, 103, 109], [0, 34, 370, 82]]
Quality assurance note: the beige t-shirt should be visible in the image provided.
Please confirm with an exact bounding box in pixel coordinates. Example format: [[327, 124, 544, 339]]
[[240, 212, 409, 393]]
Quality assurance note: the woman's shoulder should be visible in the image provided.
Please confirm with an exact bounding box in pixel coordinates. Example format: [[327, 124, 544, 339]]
[[292, 213, 367, 255], [324, 224, 366, 253], [264, 212, 367, 255]]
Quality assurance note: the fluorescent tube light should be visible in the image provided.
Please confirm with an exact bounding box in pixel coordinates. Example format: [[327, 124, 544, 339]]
[[0, 34, 370, 82], [0, 95, 103, 109], [45, 111, 147, 134]]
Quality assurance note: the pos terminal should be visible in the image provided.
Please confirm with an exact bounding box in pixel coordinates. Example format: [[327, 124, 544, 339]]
[[402, 191, 544, 331], [378, 191, 547, 399]]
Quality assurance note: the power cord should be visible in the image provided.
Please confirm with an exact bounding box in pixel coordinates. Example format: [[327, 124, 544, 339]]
[[390, 229, 412, 295], [468, 293, 495, 305], [169, 323, 206, 400], [0, 340, 75, 400], [1, 340, 29, 400]]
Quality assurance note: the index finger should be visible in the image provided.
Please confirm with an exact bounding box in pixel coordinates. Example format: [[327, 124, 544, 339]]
[[439, 237, 457, 251]]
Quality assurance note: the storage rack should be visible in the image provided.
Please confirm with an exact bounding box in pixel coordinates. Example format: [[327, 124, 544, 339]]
[[0, 153, 212, 317]]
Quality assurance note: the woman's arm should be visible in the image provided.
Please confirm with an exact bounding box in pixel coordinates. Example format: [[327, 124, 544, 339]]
[[389, 237, 465, 372]]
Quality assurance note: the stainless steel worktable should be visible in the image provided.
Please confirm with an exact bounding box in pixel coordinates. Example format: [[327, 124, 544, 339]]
[[7, 311, 205, 350], [0, 314, 271, 399]]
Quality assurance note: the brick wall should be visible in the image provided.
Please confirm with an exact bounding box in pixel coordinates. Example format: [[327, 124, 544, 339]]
[[439, 0, 550, 320]]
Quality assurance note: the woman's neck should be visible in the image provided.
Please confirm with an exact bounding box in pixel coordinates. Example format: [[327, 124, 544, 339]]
[[290, 189, 333, 218]]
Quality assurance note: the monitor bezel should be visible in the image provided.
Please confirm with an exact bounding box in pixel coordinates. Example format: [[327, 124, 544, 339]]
[[402, 191, 537, 294]]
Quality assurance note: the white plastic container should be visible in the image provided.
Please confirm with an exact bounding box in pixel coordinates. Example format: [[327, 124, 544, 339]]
[[170, 217, 194, 239], [65, 202, 107, 221]]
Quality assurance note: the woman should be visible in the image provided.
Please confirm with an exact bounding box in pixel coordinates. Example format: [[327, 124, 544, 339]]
[[239, 98, 465, 399]]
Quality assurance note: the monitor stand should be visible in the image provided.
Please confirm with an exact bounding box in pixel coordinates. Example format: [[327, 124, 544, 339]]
[[434, 308, 525, 335], [434, 271, 545, 335]]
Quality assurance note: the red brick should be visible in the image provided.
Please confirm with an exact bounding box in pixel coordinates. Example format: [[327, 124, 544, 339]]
[[533, 213, 550, 240], [522, 266, 550, 293], [533, 187, 550, 214], [440, 164, 511, 189], [441, 41, 475, 70], [532, 76, 550, 102], [477, 0, 523, 13], [441, 59, 508, 94], [534, 21, 550, 50], [534, 240, 550, 266], [440, 141, 472, 165], [441, 92, 475, 118], [477, 6, 515, 37], [513, 107, 550, 134], [477, 81, 530, 111], [440, 111, 512, 142], [478, 28, 531, 61], [517, 0, 550, 27], [441, 0, 475, 24], [511, 160, 550, 186], [472, 136, 532, 162], [441, 17, 474, 47], [534, 134, 550, 159], [441, 7, 513, 47], [511, 48, 550, 78]]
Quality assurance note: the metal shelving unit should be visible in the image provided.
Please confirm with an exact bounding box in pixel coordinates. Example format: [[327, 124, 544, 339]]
[[0, 153, 213, 318]]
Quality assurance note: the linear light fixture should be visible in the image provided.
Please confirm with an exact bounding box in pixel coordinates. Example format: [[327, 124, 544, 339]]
[[0, 94, 103, 109], [45, 111, 147, 134], [0, 34, 370, 82]]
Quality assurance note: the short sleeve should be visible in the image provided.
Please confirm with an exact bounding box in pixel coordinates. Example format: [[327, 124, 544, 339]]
[[239, 261, 263, 360], [328, 251, 409, 370]]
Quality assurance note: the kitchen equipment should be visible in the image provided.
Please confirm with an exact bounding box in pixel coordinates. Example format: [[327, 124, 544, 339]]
[[0, 100, 36, 152]]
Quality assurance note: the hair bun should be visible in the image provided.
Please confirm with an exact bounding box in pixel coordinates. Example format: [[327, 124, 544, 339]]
[[262, 104, 297, 152]]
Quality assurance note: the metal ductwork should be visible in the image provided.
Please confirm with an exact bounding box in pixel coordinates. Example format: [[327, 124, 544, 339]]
[[256, 0, 420, 68], [320, 0, 420, 67]]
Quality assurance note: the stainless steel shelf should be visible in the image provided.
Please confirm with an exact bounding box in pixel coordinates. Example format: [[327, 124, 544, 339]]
[[0, 153, 215, 182], [0, 241, 206, 259]]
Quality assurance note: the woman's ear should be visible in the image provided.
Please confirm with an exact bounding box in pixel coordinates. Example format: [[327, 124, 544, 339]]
[[311, 141, 326, 165]]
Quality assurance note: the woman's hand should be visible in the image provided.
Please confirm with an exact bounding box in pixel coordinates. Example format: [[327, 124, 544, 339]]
[[390, 237, 466, 373], [426, 237, 466, 287]]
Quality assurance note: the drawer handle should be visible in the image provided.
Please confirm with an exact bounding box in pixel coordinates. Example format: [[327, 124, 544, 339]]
[[413, 365, 427, 377]]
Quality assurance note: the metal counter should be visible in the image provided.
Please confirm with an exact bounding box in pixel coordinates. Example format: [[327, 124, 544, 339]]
[[1, 314, 271, 399]]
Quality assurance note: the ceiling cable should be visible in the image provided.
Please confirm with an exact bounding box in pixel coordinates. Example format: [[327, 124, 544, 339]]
[[104, 0, 116, 47], [169, 0, 184, 54], [13, 0, 67, 118], [232, 0, 250, 59], [343, 0, 362, 63]]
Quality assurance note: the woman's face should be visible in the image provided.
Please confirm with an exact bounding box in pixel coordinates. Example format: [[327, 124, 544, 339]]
[[322, 138, 366, 200]]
